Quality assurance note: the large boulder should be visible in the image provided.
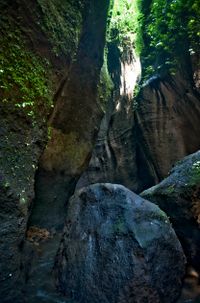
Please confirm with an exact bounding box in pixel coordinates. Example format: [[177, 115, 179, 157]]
[[54, 183, 185, 303], [141, 150, 200, 271]]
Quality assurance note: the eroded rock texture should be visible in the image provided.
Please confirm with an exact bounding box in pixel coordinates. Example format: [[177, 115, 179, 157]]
[[0, 1, 109, 302], [77, 45, 142, 192], [0, 115, 45, 302], [55, 183, 185, 303], [77, 57, 200, 193], [136, 73, 200, 188], [29, 0, 109, 230], [141, 150, 200, 273], [23, 1, 110, 302]]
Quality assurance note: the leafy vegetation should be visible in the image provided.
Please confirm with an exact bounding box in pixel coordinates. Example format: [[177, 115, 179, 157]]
[[108, 0, 144, 55], [108, 0, 200, 81], [140, 0, 200, 79]]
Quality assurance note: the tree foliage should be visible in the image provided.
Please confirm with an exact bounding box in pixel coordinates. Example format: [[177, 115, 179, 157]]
[[108, 0, 144, 54], [141, 0, 200, 78]]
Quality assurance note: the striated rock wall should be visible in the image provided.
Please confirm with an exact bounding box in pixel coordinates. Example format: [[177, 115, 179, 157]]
[[136, 72, 200, 189], [76, 44, 142, 192], [77, 53, 200, 193]]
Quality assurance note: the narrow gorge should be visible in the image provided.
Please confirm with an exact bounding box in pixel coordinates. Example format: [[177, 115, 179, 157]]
[[1, 0, 200, 302]]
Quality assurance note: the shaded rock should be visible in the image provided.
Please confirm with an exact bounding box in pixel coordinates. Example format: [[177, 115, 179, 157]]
[[178, 267, 200, 303], [30, 0, 110, 230], [55, 183, 185, 303], [76, 99, 139, 192], [0, 0, 83, 301], [136, 73, 200, 188], [0, 0, 109, 301], [141, 150, 200, 271], [0, 109, 46, 303], [22, 1, 110, 301]]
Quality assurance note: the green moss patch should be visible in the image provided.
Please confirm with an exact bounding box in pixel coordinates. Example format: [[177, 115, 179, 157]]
[[0, 24, 53, 123]]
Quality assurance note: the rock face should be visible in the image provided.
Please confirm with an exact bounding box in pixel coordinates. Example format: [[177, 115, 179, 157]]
[[0, 1, 109, 302], [23, 1, 110, 302], [55, 183, 185, 303], [29, 0, 110, 230], [77, 58, 200, 194], [136, 73, 200, 188], [0, 0, 76, 299], [77, 45, 142, 192], [141, 150, 200, 272], [0, 115, 45, 302]]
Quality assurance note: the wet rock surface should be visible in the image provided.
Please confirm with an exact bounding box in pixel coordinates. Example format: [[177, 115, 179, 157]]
[[55, 183, 185, 303]]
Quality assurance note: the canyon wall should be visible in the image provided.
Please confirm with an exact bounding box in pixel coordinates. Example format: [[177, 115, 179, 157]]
[[1, 0, 200, 302], [0, 1, 109, 301], [77, 44, 200, 194]]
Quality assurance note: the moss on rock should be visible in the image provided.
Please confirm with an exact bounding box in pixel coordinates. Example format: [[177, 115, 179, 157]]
[[0, 24, 53, 123], [36, 0, 82, 57]]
